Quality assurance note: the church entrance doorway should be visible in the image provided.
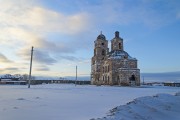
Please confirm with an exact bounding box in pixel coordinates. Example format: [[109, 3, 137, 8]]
[[129, 75, 136, 86]]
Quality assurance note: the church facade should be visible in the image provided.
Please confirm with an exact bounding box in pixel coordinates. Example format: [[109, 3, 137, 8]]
[[91, 31, 140, 86]]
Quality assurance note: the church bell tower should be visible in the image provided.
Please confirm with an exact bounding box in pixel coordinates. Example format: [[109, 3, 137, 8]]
[[111, 31, 124, 51], [91, 32, 108, 84]]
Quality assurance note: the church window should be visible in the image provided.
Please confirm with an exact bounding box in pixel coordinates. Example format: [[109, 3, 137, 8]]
[[92, 60, 95, 65], [130, 75, 135, 81], [119, 43, 121, 49], [124, 55, 128, 59], [102, 50, 105, 55]]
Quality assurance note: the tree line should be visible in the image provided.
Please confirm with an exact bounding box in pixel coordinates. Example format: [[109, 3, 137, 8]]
[[0, 74, 35, 81]]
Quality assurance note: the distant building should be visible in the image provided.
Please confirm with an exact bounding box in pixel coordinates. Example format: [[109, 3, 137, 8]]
[[91, 31, 140, 86], [164, 82, 180, 87]]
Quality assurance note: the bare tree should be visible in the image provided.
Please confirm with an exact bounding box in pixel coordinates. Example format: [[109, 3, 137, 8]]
[[22, 74, 29, 81], [14, 74, 23, 81]]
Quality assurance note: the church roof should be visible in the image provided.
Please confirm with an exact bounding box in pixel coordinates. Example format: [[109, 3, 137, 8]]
[[97, 32, 106, 40], [108, 50, 136, 60]]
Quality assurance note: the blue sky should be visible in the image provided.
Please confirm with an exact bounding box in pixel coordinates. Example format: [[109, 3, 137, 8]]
[[0, 0, 180, 78]]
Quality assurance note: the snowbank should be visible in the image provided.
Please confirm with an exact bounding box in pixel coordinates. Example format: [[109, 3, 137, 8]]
[[92, 92, 180, 120]]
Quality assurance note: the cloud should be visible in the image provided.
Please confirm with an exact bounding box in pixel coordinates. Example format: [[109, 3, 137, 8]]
[[0, 0, 91, 70], [0, 0, 91, 51], [34, 65, 50, 71], [4, 67, 19, 71], [0, 53, 12, 63], [0, 0, 90, 34], [24, 7, 90, 34], [78, 59, 91, 64], [34, 50, 57, 65], [59, 55, 79, 61], [17, 48, 57, 65], [0, 67, 19, 74], [35, 38, 77, 54], [77, 0, 180, 28]]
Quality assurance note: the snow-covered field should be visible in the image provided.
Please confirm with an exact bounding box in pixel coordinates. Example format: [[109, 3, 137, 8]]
[[0, 84, 179, 120]]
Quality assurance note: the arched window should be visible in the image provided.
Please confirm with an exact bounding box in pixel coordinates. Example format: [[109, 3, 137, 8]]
[[130, 75, 136, 81], [117, 76, 119, 80], [119, 43, 121, 49], [105, 66, 107, 73], [102, 50, 105, 55], [92, 60, 95, 65]]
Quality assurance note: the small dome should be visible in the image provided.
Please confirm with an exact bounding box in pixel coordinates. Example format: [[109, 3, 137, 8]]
[[115, 31, 119, 38], [97, 34, 106, 40]]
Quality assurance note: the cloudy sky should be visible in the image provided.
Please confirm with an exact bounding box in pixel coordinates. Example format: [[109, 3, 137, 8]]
[[0, 0, 180, 78]]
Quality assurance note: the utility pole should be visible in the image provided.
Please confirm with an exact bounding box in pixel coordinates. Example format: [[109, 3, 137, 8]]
[[28, 46, 34, 88], [75, 65, 77, 86]]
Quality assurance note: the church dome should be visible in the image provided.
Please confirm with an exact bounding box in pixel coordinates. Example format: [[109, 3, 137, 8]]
[[97, 33, 106, 40]]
